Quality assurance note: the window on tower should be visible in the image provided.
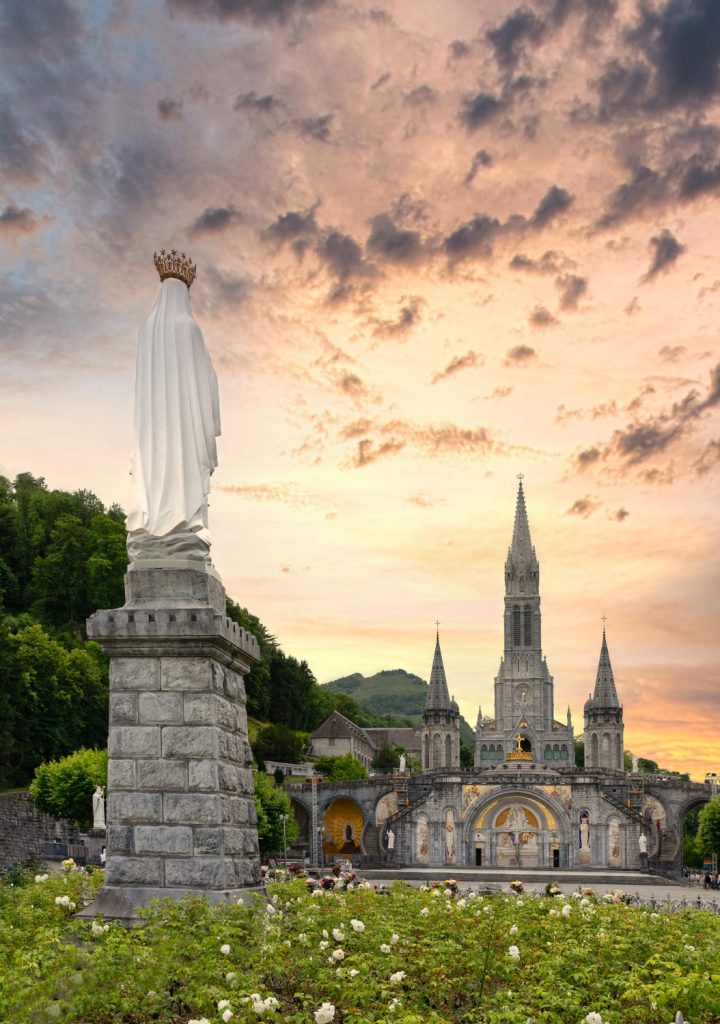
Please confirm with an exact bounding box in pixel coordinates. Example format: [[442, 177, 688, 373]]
[[513, 606, 521, 646], [523, 605, 531, 646]]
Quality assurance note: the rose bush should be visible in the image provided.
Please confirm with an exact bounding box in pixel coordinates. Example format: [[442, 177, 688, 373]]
[[1, 869, 719, 1023]]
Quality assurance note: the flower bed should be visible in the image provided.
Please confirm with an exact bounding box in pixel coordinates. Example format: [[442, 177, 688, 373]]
[[1, 868, 719, 1023]]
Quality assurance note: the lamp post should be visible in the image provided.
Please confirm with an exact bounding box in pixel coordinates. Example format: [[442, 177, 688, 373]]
[[316, 826, 324, 872], [279, 813, 288, 872]]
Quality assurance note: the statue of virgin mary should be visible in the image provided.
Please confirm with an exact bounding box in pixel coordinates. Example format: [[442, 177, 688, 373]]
[[126, 252, 221, 566]]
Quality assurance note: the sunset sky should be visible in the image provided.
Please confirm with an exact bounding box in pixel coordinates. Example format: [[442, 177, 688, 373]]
[[1, 0, 719, 778]]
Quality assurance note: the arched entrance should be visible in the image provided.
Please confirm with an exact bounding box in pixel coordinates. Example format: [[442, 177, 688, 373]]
[[466, 791, 570, 868], [321, 797, 364, 860]]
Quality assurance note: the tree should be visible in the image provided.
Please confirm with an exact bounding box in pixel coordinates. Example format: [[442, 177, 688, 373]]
[[30, 748, 108, 828], [372, 744, 399, 774], [460, 741, 474, 768], [697, 796, 720, 857], [313, 754, 367, 781], [574, 737, 585, 768], [253, 723, 306, 764], [253, 772, 298, 854]]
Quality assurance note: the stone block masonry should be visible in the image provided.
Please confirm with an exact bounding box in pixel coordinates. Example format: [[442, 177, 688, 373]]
[[80, 566, 262, 920]]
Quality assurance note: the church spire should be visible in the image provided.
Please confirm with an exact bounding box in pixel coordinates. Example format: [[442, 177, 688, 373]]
[[424, 631, 451, 710], [507, 477, 537, 570], [592, 628, 620, 707]]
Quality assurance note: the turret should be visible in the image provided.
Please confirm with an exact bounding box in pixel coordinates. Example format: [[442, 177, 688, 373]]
[[584, 628, 624, 771], [421, 630, 460, 770]]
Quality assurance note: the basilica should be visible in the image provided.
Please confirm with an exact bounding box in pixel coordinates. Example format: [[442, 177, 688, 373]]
[[291, 482, 708, 875]]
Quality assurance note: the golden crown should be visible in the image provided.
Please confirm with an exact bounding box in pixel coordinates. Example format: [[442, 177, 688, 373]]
[[153, 249, 197, 288]]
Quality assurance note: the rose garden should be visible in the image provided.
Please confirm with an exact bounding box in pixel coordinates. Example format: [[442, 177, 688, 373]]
[[2, 865, 719, 1024]]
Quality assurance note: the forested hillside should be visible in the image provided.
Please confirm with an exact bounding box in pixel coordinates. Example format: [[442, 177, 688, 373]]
[[0, 473, 410, 789], [324, 668, 476, 746]]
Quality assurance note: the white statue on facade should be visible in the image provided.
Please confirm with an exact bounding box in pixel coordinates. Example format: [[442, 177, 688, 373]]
[[126, 251, 221, 566], [386, 828, 395, 852], [632, 754, 639, 773], [638, 832, 647, 855], [398, 754, 406, 773], [92, 786, 106, 830]]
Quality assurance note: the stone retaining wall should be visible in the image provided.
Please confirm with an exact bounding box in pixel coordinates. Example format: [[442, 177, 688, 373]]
[[0, 792, 77, 869]]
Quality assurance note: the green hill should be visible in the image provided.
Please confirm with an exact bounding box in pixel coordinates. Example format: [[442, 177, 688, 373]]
[[323, 669, 475, 746]]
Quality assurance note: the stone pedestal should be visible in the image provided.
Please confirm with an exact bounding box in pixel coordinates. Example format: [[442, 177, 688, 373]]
[[78, 566, 262, 921]]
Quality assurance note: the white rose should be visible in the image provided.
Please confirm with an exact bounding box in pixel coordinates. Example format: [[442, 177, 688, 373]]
[[350, 919, 365, 932], [389, 971, 406, 982], [220, 943, 231, 955], [314, 1002, 336, 1024]]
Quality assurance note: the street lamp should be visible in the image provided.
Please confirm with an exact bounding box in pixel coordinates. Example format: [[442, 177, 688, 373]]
[[279, 813, 288, 872], [316, 826, 324, 871]]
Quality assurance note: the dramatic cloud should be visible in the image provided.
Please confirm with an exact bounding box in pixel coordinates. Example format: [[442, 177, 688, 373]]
[[167, 0, 327, 23], [529, 305, 558, 328], [371, 296, 424, 338], [459, 91, 504, 130], [556, 273, 587, 310], [366, 213, 424, 265], [566, 496, 601, 518], [316, 230, 373, 301], [487, 8, 545, 71], [157, 97, 183, 121], [464, 149, 493, 185], [296, 114, 333, 142], [530, 186, 574, 228], [340, 417, 501, 468], [642, 229, 686, 282], [573, 361, 720, 473], [431, 350, 484, 384], [443, 213, 502, 262], [510, 251, 569, 274], [264, 206, 318, 258], [190, 205, 242, 235], [234, 91, 280, 113], [504, 344, 537, 365], [596, 166, 666, 230], [0, 205, 42, 237]]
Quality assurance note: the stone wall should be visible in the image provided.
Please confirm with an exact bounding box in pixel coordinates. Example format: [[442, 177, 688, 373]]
[[0, 792, 77, 869]]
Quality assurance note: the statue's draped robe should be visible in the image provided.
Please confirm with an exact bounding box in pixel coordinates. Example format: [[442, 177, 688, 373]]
[[126, 278, 221, 562]]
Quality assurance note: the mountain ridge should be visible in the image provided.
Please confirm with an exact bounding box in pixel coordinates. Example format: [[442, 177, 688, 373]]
[[322, 668, 475, 746]]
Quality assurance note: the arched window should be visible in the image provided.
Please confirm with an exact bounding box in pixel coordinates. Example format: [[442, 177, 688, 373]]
[[445, 734, 452, 767], [591, 733, 599, 766], [523, 604, 532, 646], [544, 744, 552, 761], [513, 605, 521, 646], [423, 734, 430, 770], [560, 747, 568, 760], [615, 734, 622, 770], [481, 744, 488, 760]]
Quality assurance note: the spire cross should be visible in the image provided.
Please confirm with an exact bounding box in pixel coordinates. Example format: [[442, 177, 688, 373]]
[[435, 619, 441, 632], [601, 614, 607, 630], [517, 472, 524, 482]]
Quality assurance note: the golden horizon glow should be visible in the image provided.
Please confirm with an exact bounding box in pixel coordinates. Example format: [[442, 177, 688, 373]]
[[1, 0, 719, 781]]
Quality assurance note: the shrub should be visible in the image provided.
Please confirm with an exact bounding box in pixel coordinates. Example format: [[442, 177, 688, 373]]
[[30, 747, 107, 828]]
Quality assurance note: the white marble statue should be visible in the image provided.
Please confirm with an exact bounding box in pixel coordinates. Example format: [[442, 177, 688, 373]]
[[638, 832, 647, 855], [398, 754, 406, 773], [386, 828, 395, 851], [92, 786, 106, 830], [126, 253, 221, 565], [632, 754, 639, 773]]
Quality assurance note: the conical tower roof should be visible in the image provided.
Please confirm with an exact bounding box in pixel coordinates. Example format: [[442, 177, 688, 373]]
[[506, 479, 538, 570], [424, 631, 451, 711], [592, 629, 620, 708]]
